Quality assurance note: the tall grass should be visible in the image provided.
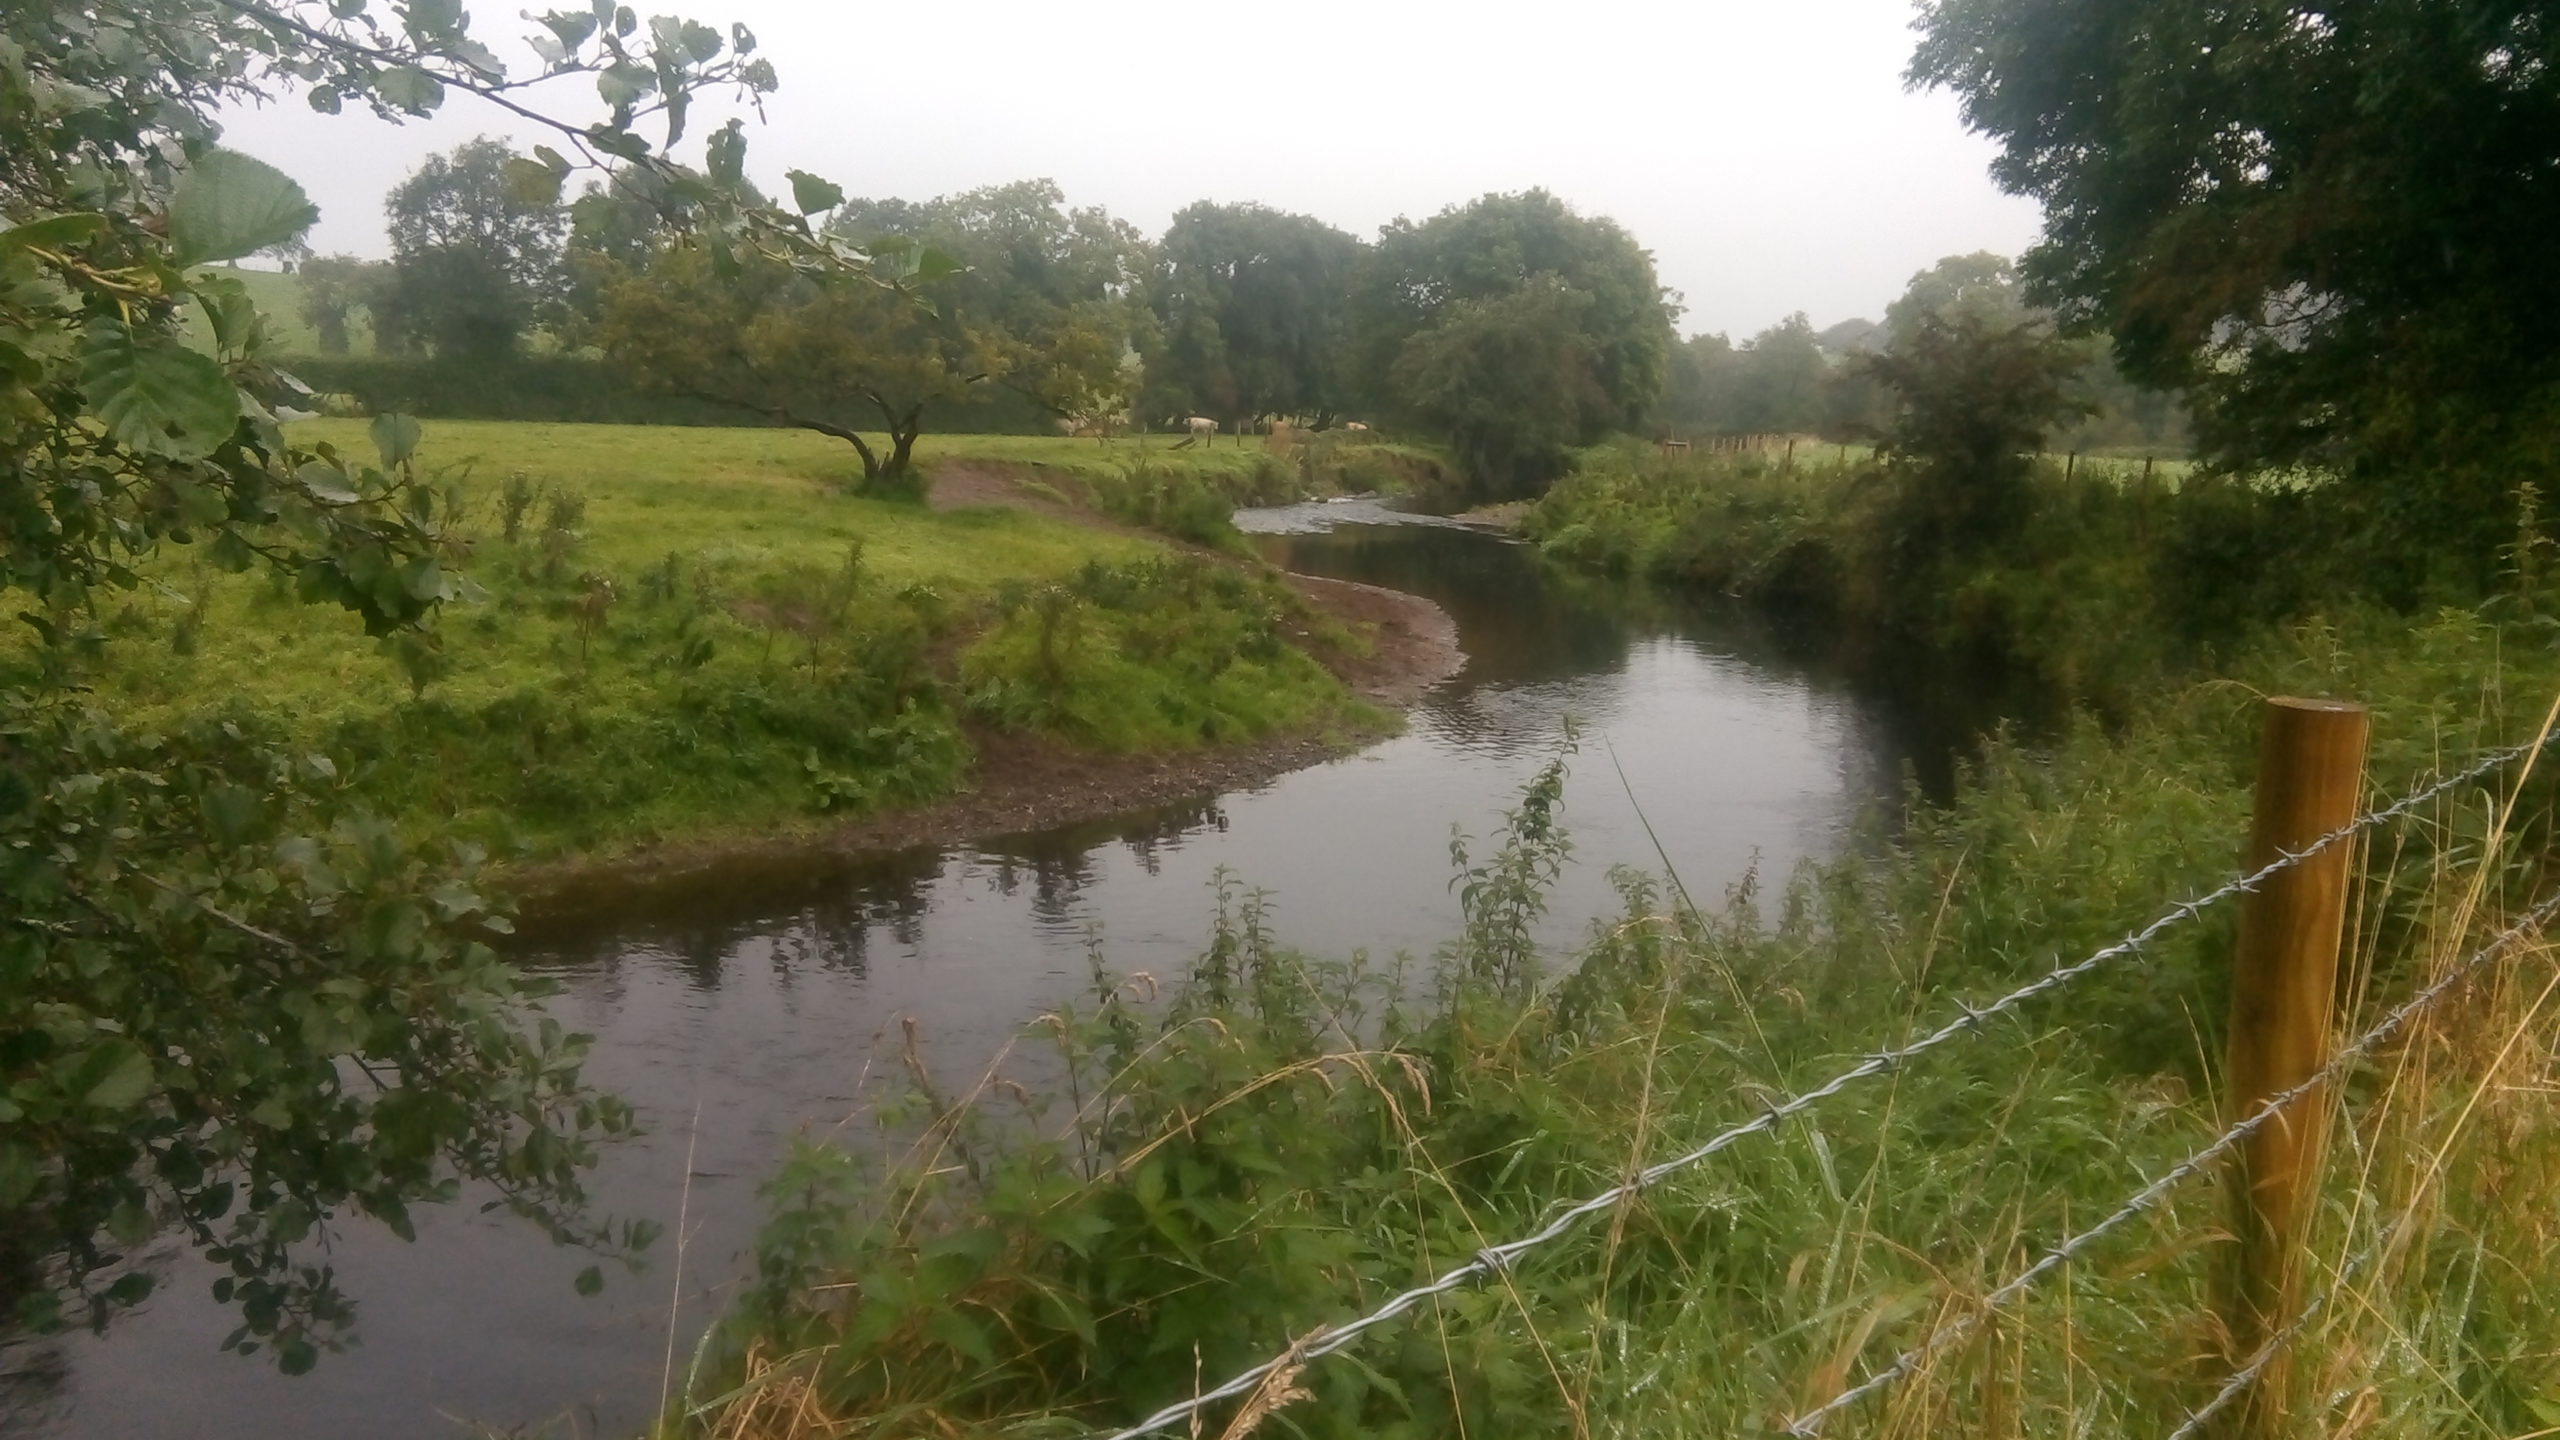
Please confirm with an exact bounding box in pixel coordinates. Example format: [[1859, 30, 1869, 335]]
[[664, 603, 2560, 1439]]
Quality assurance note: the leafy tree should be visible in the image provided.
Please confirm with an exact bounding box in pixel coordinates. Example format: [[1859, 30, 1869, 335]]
[[1390, 283, 1610, 498], [0, 0, 898, 1364], [1726, 313, 1830, 435], [1354, 190, 1674, 493], [1861, 311, 2094, 556], [598, 242, 988, 494], [1911, 0, 2560, 525], [295, 254, 392, 355], [384, 138, 568, 359], [1882, 251, 2030, 344], [832, 180, 1151, 430], [1142, 202, 1361, 427]]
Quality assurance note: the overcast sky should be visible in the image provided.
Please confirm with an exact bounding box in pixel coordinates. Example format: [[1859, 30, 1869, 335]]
[[214, 0, 2043, 340]]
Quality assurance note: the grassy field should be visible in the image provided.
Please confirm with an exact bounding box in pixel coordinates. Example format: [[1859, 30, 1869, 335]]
[[18, 421, 1378, 859]]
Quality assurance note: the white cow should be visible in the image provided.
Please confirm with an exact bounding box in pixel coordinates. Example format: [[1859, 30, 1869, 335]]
[[1185, 416, 1219, 440]]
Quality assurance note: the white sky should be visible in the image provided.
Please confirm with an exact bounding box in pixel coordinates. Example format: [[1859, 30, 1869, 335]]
[[214, 0, 2043, 340]]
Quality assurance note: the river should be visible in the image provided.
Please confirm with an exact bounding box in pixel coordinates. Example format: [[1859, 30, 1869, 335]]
[[6, 505, 1961, 1439]]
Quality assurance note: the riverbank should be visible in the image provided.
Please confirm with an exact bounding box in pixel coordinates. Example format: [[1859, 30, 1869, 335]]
[[512, 463, 1463, 910], [7, 421, 1461, 887]]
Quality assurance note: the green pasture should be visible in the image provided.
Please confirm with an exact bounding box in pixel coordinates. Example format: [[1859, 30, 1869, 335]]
[[16, 421, 1365, 859]]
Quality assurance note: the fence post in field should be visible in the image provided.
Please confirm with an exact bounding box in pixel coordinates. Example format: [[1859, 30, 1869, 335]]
[[2066, 450, 2079, 484], [2220, 696, 2370, 1436], [1784, 436, 1797, 471]]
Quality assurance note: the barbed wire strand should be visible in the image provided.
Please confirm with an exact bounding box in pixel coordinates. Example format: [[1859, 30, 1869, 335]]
[[2159, 1234, 2382, 1440], [1093, 736, 2551, 1440], [1782, 884, 2560, 1436]]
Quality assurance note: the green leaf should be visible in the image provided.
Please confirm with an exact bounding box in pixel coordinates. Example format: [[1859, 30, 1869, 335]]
[[168, 151, 318, 266], [0, 1141, 37, 1208], [375, 66, 446, 113], [307, 85, 343, 114], [787, 170, 843, 216], [0, 212, 107, 255], [370, 412, 422, 468], [79, 1040, 155, 1112], [705, 120, 746, 187], [79, 318, 240, 460], [573, 1264, 603, 1296], [504, 157, 565, 207]]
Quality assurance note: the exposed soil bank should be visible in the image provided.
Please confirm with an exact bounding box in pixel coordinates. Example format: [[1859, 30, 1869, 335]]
[[508, 466, 1460, 915]]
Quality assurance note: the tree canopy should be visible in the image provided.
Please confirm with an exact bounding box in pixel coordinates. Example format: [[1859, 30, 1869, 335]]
[[385, 138, 569, 359], [1142, 202, 1361, 427], [1356, 190, 1675, 493], [599, 241, 992, 492], [832, 180, 1150, 429], [1912, 0, 2560, 492]]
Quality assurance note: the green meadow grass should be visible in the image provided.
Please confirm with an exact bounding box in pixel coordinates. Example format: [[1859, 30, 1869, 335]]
[[19, 421, 1367, 860]]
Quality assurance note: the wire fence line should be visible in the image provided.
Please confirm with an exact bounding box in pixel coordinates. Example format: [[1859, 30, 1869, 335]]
[[1093, 736, 2551, 1440], [2159, 1229, 2386, 1440], [1781, 883, 2560, 1436]]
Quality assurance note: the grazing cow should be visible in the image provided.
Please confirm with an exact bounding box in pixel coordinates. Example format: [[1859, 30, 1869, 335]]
[[1340, 421, 1370, 432], [1185, 416, 1218, 440]]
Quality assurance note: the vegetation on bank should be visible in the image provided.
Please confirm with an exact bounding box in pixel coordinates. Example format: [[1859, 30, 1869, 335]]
[[676, 599, 2560, 1438], [4, 421, 1391, 861]]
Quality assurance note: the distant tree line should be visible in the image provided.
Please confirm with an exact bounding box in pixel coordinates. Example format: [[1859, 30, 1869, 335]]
[[296, 142, 2192, 498]]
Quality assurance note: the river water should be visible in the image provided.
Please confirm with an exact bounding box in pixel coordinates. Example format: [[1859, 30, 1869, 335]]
[[8, 506, 1954, 1440]]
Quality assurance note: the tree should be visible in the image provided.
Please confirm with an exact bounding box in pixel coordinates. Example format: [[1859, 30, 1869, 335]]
[[1390, 283, 1610, 498], [599, 242, 991, 494], [1911, 0, 2560, 507], [1882, 251, 2029, 345], [1861, 311, 2095, 554], [1726, 313, 1831, 435], [830, 180, 1149, 428], [384, 138, 568, 359], [1354, 190, 1675, 493], [296, 254, 396, 355], [1142, 202, 1362, 427], [0, 0, 893, 1365]]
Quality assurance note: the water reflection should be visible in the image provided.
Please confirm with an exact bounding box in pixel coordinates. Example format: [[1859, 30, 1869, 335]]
[[23, 515, 1948, 1440]]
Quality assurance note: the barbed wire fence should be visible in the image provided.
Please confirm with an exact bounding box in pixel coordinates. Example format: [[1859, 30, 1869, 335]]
[[1781, 884, 2560, 1435], [1087, 731, 2557, 1440]]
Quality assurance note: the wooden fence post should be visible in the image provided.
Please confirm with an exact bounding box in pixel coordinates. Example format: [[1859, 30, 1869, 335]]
[[2221, 696, 2370, 1437]]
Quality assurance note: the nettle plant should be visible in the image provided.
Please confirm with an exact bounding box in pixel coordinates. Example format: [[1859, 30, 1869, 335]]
[[0, 0, 942, 1369]]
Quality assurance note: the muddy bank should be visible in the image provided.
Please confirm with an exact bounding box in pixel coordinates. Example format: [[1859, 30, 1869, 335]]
[[508, 469, 1460, 916]]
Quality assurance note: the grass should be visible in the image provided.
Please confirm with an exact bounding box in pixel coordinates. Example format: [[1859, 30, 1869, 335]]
[[668, 601, 2560, 1438], [12, 421, 1378, 860]]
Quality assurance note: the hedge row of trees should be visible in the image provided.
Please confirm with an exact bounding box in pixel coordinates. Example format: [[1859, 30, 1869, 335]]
[[298, 152, 1684, 496]]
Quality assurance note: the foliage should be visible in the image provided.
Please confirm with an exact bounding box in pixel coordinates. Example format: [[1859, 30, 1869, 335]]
[[383, 138, 569, 360], [1911, 0, 2560, 551], [598, 242, 988, 495], [960, 555, 1364, 751], [0, 0, 947, 1360], [679, 617, 2560, 1436], [831, 180, 1152, 430], [1352, 190, 1676, 497], [1387, 282, 1611, 498], [1142, 201, 1362, 427], [294, 254, 393, 356], [1859, 308, 2098, 559]]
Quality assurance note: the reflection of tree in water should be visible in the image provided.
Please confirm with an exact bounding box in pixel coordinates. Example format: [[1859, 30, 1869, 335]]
[[510, 846, 948, 984], [969, 795, 1230, 926]]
